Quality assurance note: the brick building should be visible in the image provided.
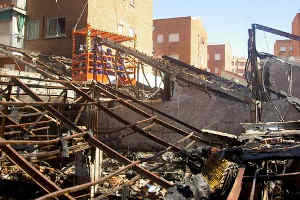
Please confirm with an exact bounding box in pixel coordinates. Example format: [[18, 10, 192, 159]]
[[274, 40, 294, 58], [207, 43, 232, 76], [153, 16, 208, 69], [274, 13, 300, 59], [292, 13, 300, 57], [24, 0, 153, 57], [232, 57, 246, 76]]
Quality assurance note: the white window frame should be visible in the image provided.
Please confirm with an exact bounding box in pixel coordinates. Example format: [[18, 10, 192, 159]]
[[215, 67, 219, 73], [280, 46, 286, 52], [128, 27, 135, 37], [118, 24, 124, 34], [46, 17, 66, 38], [169, 33, 179, 43], [27, 19, 40, 40], [157, 34, 164, 43], [214, 53, 221, 61]]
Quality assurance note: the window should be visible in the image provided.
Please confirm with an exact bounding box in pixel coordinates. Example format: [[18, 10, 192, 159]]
[[169, 54, 179, 59], [169, 33, 179, 42], [280, 46, 286, 52], [157, 34, 164, 43], [207, 68, 211, 72], [215, 67, 219, 73], [128, 28, 135, 37], [27, 19, 40, 40], [118, 24, 124, 34], [46, 17, 66, 38], [214, 53, 221, 61], [130, 0, 135, 7]]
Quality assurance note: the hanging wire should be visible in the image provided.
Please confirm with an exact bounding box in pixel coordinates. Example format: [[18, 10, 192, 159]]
[[74, 0, 88, 31], [263, 31, 270, 53]]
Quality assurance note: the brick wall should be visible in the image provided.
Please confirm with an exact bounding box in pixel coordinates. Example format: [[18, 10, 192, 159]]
[[88, 0, 153, 55], [24, 0, 87, 57], [292, 13, 300, 57], [207, 44, 225, 75], [207, 43, 232, 75], [25, 0, 153, 57], [153, 16, 207, 69], [153, 17, 191, 64], [274, 40, 294, 58]]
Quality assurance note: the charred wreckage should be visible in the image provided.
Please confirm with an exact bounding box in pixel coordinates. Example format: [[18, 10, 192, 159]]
[[0, 24, 300, 200]]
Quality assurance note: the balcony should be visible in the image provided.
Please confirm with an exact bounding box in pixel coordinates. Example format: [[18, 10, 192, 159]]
[[0, 0, 26, 10], [0, 33, 24, 48]]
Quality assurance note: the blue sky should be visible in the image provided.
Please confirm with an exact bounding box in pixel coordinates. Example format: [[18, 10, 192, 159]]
[[154, 0, 299, 57]]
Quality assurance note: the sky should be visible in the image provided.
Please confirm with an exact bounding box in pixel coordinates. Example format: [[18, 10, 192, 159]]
[[153, 0, 300, 57]]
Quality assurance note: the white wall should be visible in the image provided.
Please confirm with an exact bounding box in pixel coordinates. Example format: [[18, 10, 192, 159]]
[[12, 0, 26, 10], [11, 15, 24, 48], [0, 20, 12, 46]]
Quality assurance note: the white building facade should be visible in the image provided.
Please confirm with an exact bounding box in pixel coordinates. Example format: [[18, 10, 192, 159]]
[[0, 0, 26, 48]]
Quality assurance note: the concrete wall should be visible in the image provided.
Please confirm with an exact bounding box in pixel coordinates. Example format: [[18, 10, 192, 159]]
[[88, 0, 153, 55], [95, 82, 252, 151], [0, 20, 11, 46], [190, 17, 207, 69], [153, 17, 192, 64], [224, 43, 232, 72]]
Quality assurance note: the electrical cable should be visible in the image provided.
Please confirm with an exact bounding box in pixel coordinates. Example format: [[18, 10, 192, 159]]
[[74, 0, 88, 31]]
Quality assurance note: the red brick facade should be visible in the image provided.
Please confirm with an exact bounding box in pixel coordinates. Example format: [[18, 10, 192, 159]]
[[274, 40, 294, 58], [24, 0, 153, 57], [207, 44, 232, 76], [153, 16, 207, 69], [274, 13, 300, 59], [292, 13, 300, 57]]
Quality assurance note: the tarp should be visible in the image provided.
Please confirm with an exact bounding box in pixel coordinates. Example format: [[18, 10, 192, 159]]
[[17, 14, 25, 33]]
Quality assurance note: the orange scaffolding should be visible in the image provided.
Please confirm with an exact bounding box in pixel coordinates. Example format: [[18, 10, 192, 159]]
[[72, 25, 137, 86]]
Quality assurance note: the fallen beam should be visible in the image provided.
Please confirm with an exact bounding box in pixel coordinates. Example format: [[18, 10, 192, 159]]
[[0, 132, 87, 145], [86, 134, 173, 188], [36, 163, 136, 200], [0, 143, 75, 200]]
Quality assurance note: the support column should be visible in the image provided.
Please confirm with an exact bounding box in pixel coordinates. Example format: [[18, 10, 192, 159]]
[[90, 90, 103, 199]]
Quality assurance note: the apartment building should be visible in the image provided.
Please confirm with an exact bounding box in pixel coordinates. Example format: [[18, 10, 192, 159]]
[[0, 0, 26, 48], [153, 16, 208, 69], [232, 57, 246, 76], [292, 13, 300, 57], [274, 40, 294, 58], [274, 13, 300, 59], [25, 0, 153, 57], [207, 43, 232, 76]]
